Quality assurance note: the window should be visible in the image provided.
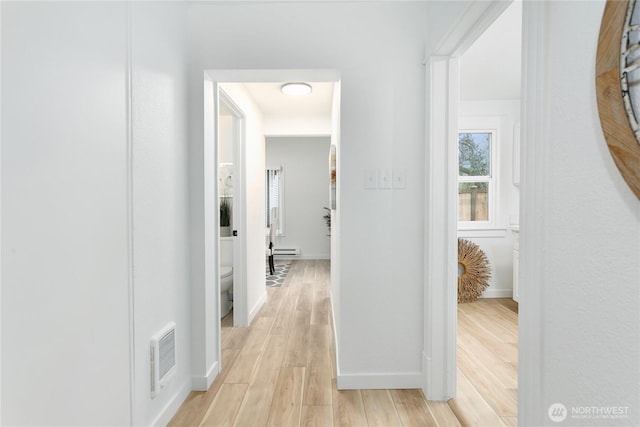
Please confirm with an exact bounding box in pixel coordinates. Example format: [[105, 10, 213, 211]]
[[458, 130, 496, 226], [265, 165, 285, 235]]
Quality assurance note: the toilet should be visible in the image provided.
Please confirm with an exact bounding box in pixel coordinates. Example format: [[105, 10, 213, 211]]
[[220, 237, 234, 318], [220, 265, 233, 318]]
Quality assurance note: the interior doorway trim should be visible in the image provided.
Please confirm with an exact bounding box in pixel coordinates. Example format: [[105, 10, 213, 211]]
[[518, 1, 547, 423], [422, 0, 512, 401], [423, 55, 459, 400], [218, 89, 248, 327], [194, 68, 341, 394]]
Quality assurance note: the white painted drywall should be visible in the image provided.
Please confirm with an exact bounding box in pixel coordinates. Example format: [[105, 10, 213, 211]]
[[459, 0, 521, 101], [458, 100, 520, 297], [1, 3, 131, 424], [130, 2, 191, 425], [187, 2, 429, 386], [1, 2, 191, 424], [425, 0, 473, 54], [264, 116, 331, 137], [520, 1, 640, 424], [266, 137, 331, 259]]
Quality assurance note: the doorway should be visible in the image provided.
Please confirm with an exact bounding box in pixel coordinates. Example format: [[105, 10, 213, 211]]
[[199, 69, 341, 391], [452, 3, 522, 422], [423, 0, 523, 405], [217, 90, 247, 328]]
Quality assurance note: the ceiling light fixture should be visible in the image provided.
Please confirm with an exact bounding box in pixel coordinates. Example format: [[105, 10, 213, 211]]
[[281, 82, 312, 96]]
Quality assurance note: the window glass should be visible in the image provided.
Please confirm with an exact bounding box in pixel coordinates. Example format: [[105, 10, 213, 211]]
[[265, 167, 284, 233], [458, 182, 489, 221], [459, 132, 490, 177], [458, 132, 492, 223]]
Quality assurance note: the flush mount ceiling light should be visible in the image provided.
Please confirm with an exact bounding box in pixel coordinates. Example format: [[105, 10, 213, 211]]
[[280, 82, 312, 96]]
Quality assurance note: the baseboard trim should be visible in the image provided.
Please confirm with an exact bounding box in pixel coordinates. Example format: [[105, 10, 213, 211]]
[[248, 291, 267, 324], [191, 360, 219, 392], [422, 351, 453, 401], [151, 379, 192, 427], [336, 372, 424, 390], [480, 289, 513, 298], [329, 291, 341, 386]]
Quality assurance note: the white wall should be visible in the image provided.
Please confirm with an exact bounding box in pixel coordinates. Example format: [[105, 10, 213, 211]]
[[130, 2, 191, 425], [187, 2, 429, 388], [520, 1, 640, 424], [1, 2, 190, 424], [425, 0, 473, 54], [458, 100, 520, 297], [1, 3, 131, 424], [266, 136, 331, 260], [264, 116, 331, 137]]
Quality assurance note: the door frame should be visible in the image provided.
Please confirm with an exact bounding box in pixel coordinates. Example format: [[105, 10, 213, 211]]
[[422, 0, 518, 401], [424, 2, 547, 422], [195, 68, 341, 392], [218, 89, 248, 328]]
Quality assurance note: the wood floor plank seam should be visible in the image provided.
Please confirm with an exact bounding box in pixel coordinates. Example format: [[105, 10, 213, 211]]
[[169, 261, 517, 427]]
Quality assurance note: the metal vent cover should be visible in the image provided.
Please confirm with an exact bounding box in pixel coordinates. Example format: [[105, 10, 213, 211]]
[[150, 322, 176, 398]]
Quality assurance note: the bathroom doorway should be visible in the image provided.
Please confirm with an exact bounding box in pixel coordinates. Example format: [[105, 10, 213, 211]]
[[217, 90, 247, 327]]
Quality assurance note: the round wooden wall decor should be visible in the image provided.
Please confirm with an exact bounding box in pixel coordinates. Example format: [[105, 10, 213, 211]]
[[458, 239, 491, 303], [596, 0, 640, 199]]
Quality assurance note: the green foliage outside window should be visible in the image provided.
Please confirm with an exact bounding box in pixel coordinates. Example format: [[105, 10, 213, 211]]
[[458, 132, 490, 192]]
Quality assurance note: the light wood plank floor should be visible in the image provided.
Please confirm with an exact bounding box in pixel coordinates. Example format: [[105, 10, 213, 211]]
[[169, 260, 518, 426], [449, 298, 518, 427]]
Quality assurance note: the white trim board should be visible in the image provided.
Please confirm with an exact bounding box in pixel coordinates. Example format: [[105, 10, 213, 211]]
[[458, 228, 507, 239], [247, 290, 268, 325], [423, 0, 518, 402], [151, 381, 193, 427], [330, 292, 343, 389], [423, 55, 458, 401], [337, 373, 424, 390], [517, 1, 547, 424], [480, 289, 513, 299], [191, 361, 219, 392]]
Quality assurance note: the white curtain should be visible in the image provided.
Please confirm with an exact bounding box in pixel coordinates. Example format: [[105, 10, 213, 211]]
[[265, 168, 280, 229]]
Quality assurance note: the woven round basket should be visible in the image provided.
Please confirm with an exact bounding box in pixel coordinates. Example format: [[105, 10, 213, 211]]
[[457, 238, 491, 303]]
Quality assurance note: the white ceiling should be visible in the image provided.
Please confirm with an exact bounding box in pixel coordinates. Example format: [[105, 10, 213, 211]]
[[242, 82, 334, 119], [242, 2, 521, 117], [460, 0, 522, 100]]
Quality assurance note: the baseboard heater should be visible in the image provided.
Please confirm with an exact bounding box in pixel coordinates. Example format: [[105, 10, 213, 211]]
[[273, 247, 300, 256]]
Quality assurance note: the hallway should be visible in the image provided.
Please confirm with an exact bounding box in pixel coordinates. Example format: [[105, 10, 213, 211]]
[[170, 260, 462, 426]]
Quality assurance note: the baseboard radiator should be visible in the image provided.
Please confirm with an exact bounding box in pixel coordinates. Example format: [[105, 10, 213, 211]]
[[150, 322, 177, 398], [272, 247, 301, 256]]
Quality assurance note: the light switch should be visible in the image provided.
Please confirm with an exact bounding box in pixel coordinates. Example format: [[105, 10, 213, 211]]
[[364, 170, 377, 189], [393, 169, 406, 189], [378, 169, 392, 189]]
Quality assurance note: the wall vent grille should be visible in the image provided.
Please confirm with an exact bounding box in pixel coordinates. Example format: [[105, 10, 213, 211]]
[[150, 322, 176, 398]]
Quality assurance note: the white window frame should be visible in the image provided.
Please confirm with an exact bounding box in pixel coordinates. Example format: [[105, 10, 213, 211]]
[[457, 117, 499, 231], [266, 164, 285, 236]]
